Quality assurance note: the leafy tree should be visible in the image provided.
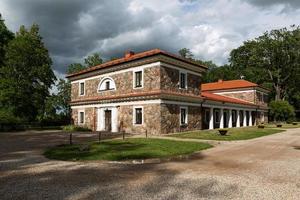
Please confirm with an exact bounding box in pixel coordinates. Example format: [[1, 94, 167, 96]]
[[269, 100, 295, 122], [178, 48, 194, 60], [67, 52, 103, 74], [67, 63, 85, 74], [84, 52, 103, 67], [230, 26, 300, 101], [0, 14, 14, 67], [0, 24, 56, 120]]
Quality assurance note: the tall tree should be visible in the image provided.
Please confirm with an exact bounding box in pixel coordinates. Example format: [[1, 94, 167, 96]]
[[178, 48, 194, 60], [0, 14, 14, 67], [67, 63, 85, 74], [84, 52, 103, 67], [230, 26, 300, 101], [0, 24, 56, 120]]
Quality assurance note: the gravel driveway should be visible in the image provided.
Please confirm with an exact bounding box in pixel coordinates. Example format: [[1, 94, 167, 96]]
[[0, 128, 299, 200]]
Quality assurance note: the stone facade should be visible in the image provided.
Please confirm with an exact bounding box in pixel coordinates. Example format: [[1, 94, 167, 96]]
[[160, 104, 201, 134]]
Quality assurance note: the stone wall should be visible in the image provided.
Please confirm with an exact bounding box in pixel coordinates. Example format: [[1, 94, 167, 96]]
[[118, 104, 161, 135], [219, 91, 255, 103], [72, 108, 96, 131], [160, 66, 201, 96], [160, 104, 201, 134], [71, 65, 161, 101]]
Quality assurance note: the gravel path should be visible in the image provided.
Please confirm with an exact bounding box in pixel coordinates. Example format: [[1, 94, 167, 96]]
[[0, 128, 299, 200]]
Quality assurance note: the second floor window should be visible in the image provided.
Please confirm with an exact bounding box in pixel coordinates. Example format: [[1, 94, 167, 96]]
[[105, 81, 110, 90], [179, 72, 187, 89], [79, 82, 85, 96], [134, 71, 143, 88]]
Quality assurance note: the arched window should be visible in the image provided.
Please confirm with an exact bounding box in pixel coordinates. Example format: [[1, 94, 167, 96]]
[[98, 77, 116, 92]]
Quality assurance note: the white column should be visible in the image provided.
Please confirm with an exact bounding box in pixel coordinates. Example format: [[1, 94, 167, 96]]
[[111, 107, 118, 132], [209, 107, 214, 130], [228, 109, 232, 128], [243, 110, 247, 127], [220, 108, 224, 129], [97, 108, 105, 131], [236, 110, 240, 127], [249, 111, 253, 126]]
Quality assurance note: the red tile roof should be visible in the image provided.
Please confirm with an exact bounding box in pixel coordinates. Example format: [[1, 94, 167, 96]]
[[201, 92, 256, 106], [66, 49, 207, 78], [201, 80, 257, 91]]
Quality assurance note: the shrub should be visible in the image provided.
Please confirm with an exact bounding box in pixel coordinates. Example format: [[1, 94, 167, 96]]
[[292, 122, 298, 125], [258, 124, 265, 129], [0, 109, 25, 131], [269, 100, 295, 122], [62, 125, 91, 132]]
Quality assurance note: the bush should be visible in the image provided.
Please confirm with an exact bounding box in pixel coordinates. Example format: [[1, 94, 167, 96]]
[[0, 109, 25, 131], [269, 100, 295, 122], [218, 129, 228, 135], [258, 124, 265, 129], [62, 125, 91, 132]]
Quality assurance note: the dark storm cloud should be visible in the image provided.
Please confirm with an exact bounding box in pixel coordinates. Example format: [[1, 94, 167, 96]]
[[244, 0, 300, 8], [1, 0, 158, 73]]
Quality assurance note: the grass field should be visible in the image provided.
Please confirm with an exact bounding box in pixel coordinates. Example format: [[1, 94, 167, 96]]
[[44, 138, 212, 161], [169, 127, 284, 141]]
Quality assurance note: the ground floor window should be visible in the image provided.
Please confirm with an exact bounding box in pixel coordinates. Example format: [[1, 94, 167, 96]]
[[78, 110, 85, 124], [180, 107, 188, 125], [133, 107, 143, 125]]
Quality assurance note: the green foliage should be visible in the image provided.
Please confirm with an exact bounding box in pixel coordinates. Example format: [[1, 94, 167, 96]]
[[44, 138, 212, 161], [0, 108, 25, 131], [269, 100, 295, 122], [178, 48, 194, 60], [229, 26, 300, 101], [0, 24, 56, 121], [84, 52, 103, 67], [62, 125, 91, 132], [67, 63, 86, 74], [0, 14, 14, 67], [67, 52, 103, 74]]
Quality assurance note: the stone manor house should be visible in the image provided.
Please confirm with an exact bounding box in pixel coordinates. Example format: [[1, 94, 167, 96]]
[[67, 49, 269, 134]]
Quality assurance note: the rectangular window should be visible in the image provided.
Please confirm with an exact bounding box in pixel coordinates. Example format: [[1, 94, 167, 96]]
[[179, 72, 187, 89], [134, 107, 143, 125], [180, 107, 188, 125], [79, 111, 84, 124], [79, 82, 85, 96], [134, 71, 143, 88], [105, 81, 110, 90]]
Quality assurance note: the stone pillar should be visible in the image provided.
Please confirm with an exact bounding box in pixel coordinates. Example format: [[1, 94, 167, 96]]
[[228, 109, 232, 128], [236, 110, 240, 128], [249, 111, 253, 126], [209, 107, 214, 130], [243, 110, 247, 127], [220, 108, 224, 129]]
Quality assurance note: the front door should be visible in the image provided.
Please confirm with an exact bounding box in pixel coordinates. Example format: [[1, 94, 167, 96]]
[[104, 110, 112, 131]]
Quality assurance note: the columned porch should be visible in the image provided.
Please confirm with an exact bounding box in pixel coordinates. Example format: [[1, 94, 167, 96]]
[[202, 105, 261, 130]]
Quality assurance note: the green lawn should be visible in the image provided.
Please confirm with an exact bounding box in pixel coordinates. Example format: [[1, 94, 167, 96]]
[[265, 123, 300, 129], [44, 138, 212, 161], [169, 127, 284, 141]]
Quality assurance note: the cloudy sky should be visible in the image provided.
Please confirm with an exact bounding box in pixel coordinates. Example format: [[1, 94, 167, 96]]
[[1, 0, 300, 77]]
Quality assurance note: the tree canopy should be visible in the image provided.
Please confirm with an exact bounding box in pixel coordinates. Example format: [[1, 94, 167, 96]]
[[67, 52, 103, 74]]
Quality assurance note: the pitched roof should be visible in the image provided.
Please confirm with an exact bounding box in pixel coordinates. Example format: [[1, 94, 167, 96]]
[[66, 49, 207, 78], [201, 92, 256, 106], [201, 80, 257, 91]]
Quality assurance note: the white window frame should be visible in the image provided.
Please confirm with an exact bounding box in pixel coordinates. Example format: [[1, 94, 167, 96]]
[[79, 81, 85, 96], [179, 71, 187, 89], [78, 109, 85, 125], [97, 77, 116, 92], [133, 106, 143, 125], [133, 69, 144, 89], [180, 106, 188, 125]]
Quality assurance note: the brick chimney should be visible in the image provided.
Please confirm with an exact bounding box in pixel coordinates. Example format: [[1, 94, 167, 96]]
[[218, 79, 223, 83], [125, 51, 135, 58]]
